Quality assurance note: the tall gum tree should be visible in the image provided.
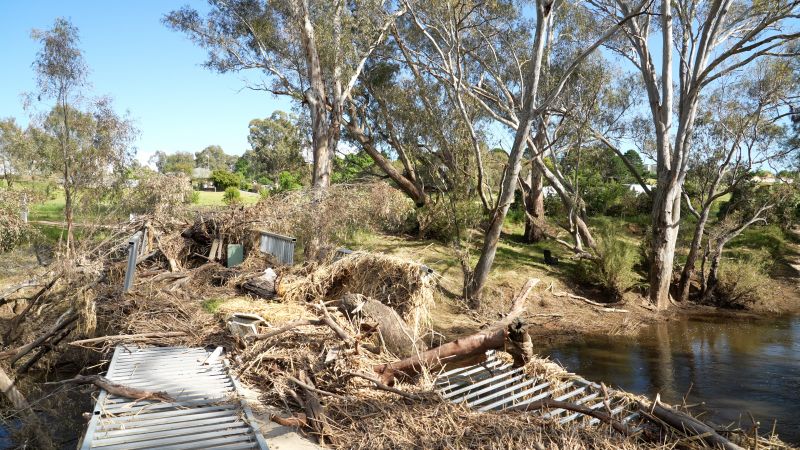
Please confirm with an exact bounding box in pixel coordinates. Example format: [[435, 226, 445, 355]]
[[593, 0, 800, 308], [164, 0, 405, 188], [401, 0, 648, 304]]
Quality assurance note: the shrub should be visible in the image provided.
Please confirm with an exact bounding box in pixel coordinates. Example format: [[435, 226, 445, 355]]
[[211, 169, 244, 190], [223, 187, 242, 205], [123, 172, 193, 215], [259, 187, 270, 200], [415, 196, 482, 243], [190, 190, 200, 204], [715, 256, 769, 308], [577, 226, 640, 300], [277, 171, 303, 192], [0, 190, 35, 252]]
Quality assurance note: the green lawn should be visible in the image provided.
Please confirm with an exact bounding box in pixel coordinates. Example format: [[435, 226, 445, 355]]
[[194, 190, 260, 206]]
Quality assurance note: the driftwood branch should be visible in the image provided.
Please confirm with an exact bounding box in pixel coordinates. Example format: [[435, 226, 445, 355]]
[[270, 413, 308, 428], [2, 309, 78, 365], [247, 319, 325, 342], [68, 331, 187, 347], [374, 278, 539, 385], [551, 290, 629, 313], [646, 401, 745, 450], [344, 370, 422, 400], [509, 396, 634, 436], [46, 375, 174, 402]]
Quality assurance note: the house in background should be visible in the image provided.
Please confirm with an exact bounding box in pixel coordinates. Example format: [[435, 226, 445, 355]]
[[191, 167, 214, 190]]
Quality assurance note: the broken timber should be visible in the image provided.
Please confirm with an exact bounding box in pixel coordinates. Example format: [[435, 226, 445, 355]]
[[80, 345, 268, 450]]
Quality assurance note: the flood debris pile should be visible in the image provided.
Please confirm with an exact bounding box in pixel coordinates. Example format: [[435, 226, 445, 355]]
[[0, 202, 795, 449]]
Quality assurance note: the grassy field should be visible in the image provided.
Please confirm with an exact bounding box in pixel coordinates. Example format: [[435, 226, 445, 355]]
[[194, 190, 260, 206]]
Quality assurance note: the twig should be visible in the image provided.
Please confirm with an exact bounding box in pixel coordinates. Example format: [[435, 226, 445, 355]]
[[68, 331, 187, 347], [509, 396, 634, 436], [551, 290, 629, 312], [247, 319, 325, 342], [18, 325, 75, 374], [288, 375, 345, 400], [45, 375, 174, 402], [344, 371, 422, 400]]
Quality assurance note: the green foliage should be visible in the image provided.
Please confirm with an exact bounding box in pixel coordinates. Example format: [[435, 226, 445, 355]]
[[259, 187, 270, 199], [715, 255, 769, 308], [194, 145, 236, 172], [241, 111, 305, 180], [256, 176, 273, 186], [0, 190, 35, 252], [121, 170, 193, 215], [223, 186, 241, 205], [332, 151, 376, 183], [416, 195, 483, 243], [577, 225, 640, 300], [277, 171, 303, 192], [211, 169, 244, 190], [190, 190, 200, 204], [153, 151, 195, 175]]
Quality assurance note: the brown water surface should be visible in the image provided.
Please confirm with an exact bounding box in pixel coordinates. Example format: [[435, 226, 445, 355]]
[[540, 315, 800, 444]]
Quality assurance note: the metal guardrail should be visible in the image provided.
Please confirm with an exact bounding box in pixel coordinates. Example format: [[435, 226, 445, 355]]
[[122, 231, 145, 293], [436, 351, 642, 427], [81, 345, 268, 450], [258, 231, 296, 265], [334, 248, 434, 275]]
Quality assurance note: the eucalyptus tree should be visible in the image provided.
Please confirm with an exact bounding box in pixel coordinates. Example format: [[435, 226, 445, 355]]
[[29, 19, 133, 252], [0, 119, 32, 187], [592, 0, 800, 309], [33, 100, 135, 230], [165, 0, 405, 188], [399, 0, 648, 304], [678, 59, 798, 301], [244, 111, 306, 180]]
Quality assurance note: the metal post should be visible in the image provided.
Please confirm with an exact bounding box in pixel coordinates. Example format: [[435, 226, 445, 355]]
[[123, 232, 142, 292]]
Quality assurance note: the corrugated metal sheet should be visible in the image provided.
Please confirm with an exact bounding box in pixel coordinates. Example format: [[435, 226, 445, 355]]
[[436, 351, 641, 428], [81, 346, 268, 450], [259, 231, 296, 265]]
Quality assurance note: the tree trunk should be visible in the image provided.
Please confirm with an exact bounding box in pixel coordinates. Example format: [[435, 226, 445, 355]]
[[375, 278, 538, 384], [648, 181, 681, 309], [296, 0, 332, 189], [523, 161, 545, 243], [678, 209, 710, 302], [345, 116, 427, 207], [64, 186, 74, 253], [466, 3, 551, 306]]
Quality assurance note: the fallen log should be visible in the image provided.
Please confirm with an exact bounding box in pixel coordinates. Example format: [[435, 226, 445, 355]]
[[18, 325, 75, 374], [374, 278, 539, 385], [3, 308, 78, 365], [338, 293, 424, 357], [647, 401, 744, 450], [46, 375, 174, 402], [4, 272, 62, 342], [68, 331, 187, 347], [0, 366, 54, 449]]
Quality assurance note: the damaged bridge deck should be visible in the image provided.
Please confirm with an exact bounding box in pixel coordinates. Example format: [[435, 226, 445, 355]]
[[80, 345, 268, 450]]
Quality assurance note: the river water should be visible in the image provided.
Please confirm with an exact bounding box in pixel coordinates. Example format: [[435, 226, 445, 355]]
[[540, 315, 800, 444]]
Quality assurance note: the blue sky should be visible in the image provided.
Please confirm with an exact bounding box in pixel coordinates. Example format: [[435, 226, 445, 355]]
[[0, 1, 293, 165]]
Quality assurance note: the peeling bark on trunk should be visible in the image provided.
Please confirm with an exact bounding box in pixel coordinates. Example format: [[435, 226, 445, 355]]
[[678, 209, 709, 302], [648, 182, 681, 310], [523, 161, 545, 243]]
